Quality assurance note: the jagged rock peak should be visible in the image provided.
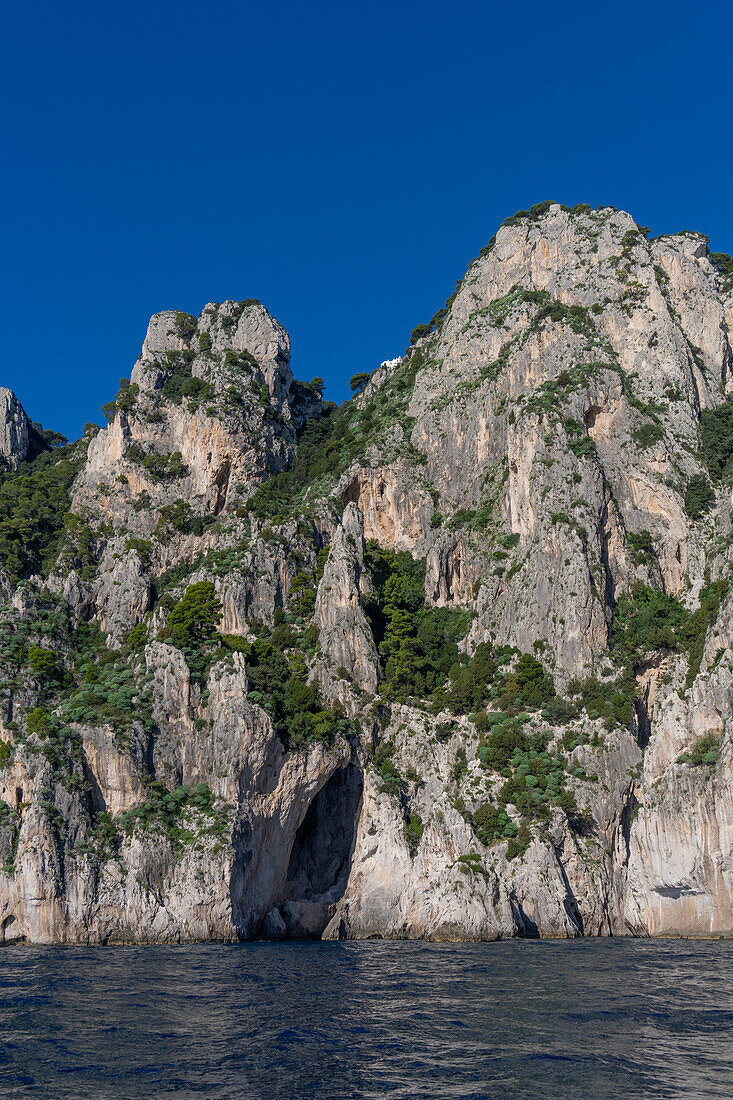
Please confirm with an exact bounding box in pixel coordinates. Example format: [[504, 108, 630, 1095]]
[[133, 299, 294, 401], [0, 388, 35, 471], [3, 201, 733, 946]]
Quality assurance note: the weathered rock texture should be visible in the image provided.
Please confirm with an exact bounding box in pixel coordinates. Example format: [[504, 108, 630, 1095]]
[[1, 205, 733, 944], [0, 388, 36, 470]]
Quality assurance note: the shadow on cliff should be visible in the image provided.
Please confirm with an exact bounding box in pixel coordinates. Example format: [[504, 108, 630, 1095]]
[[232, 764, 363, 941]]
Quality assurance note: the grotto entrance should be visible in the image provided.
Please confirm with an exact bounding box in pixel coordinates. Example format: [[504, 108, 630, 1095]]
[[274, 764, 363, 938]]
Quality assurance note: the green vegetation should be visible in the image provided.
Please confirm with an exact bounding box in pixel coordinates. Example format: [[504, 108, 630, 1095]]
[[627, 530, 655, 566], [635, 422, 664, 448], [700, 397, 733, 479], [506, 822, 533, 860], [349, 372, 370, 393], [410, 323, 432, 344], [566, 671, 636, 729], [711, 252, 733, 293], [152, 565, 351, 750], [441, 643, 551, 716], [27, 644, 60, 679], [61, 625, 153, 733], [288, 571, 317, 618], [472, 801, 514, 845], [173, 311, 198, 341], [610, 578, 729, 689], [101, 378, 139, 421], [0, 799, 19, 872], [245, 628, 354, 750], [684, 577, 730, 687], [373, 738, 404, 794], [126, 443, 188, 481], [523, 362, 605, 419], [477, 720, 527, 770], [160, 350, 214, 408], [677, 732, 721, 769], [0, 440, 85, 579], [476, 722, 586, 835], [684, 474, 715, 518], [246, 347, 428, 522], [155, 501, 215, 537], [525, 291, 597, 338], [497, 653, 555, 709], [218, 299, 261, 331], [612, 584, 689, 665], [125, 622, 148, 650], [117, 780, 228, 852], [502, 200, 565, 227], [424, 277, 463, 333], [124, 537, 153, 566], [160, 581, 222, 651], [404, 812, 424, 856], [363, 542, 470, 703]]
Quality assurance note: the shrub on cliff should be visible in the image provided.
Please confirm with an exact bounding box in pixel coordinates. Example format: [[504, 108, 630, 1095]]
[[700, 397, 733, 479], [363, 542, 469, 702], [410, 323, 432, 344], [677, 732, 721, 768], [472, 802, 504, 845], [565, 670, 636, 729], [27, 645, 61, 683], [684, 474, 714, 518], [479, 723, 527, 770], [0, 443, 84, 579], [497, 653, 555, 710], [612, 584, 689, 664], [244, 631, 351, 750], [505, 821, 532, 861], [161, 582, 222, 650]]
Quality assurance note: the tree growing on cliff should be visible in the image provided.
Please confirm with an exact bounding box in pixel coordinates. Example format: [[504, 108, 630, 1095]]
[[349, 372, 370, 393], [161, 581, 221, 650], [684, 474, 715, 519]]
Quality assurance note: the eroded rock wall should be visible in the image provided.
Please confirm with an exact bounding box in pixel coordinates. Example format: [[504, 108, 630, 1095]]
[[1, 205, 733, 943]]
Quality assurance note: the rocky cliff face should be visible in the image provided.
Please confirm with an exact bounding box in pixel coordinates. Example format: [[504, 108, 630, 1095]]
[[1, 204, 733, 945], [0, 387, 39, 470]]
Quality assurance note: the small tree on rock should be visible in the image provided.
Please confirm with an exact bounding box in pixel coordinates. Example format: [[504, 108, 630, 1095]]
[[349, 372, 370, 393], [161, 581, 221, 649]]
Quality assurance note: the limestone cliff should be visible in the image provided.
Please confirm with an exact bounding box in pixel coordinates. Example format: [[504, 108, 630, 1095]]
[[1, 203, 733, 944]]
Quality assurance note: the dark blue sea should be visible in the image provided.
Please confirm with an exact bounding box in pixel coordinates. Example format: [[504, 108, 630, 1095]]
[[1, 938, 732, 1098]]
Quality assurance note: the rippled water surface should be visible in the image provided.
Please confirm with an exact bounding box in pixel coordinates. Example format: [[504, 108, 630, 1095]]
[[1, 938, 732, 1098]]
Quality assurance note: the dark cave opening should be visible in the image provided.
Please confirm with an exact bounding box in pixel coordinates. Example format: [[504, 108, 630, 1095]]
[[272, 764, 363, 938], [287, 764, 362, 900]]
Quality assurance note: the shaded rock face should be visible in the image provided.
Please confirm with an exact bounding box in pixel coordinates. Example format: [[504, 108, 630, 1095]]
[[275, 763, 363, 937], [2, 205, 733, 943]]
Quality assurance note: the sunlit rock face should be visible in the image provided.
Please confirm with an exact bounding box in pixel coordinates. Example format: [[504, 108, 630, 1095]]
[[0, 388, 35, 470], [2, 204, 733, 943]]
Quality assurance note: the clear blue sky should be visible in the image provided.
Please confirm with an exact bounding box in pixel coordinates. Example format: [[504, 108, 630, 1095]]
[[2, 0, 732, 439]]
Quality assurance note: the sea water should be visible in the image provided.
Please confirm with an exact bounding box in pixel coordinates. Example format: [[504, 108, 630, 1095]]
[[1, 938, 732, 1098]]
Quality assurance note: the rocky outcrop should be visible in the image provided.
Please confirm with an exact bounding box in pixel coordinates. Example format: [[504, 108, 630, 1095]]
[[0, 388, 35, 470], [64, 300, 322, 642], [0, 628, 356, 944], [341, 465, 433, 553], [1, 206, 733, 943], [314, 503, 379, 693]]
